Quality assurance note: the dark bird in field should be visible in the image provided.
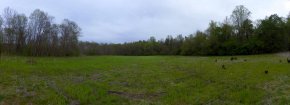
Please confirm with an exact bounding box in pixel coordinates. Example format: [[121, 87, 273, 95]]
[[264, 70, 268, 74], [222, 65, 226, 69], [287, 58, 290, 63]]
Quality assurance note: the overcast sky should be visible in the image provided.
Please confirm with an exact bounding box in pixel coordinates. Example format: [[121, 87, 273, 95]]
[[1, 0, 290, 43]]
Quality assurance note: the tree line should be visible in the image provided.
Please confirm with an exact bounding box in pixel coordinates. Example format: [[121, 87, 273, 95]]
[[0, 7, 80, 56], [1, 5, 290, 56], [80, 5, 290, 56]]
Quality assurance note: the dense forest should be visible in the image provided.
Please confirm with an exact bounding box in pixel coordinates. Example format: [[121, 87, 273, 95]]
[[0, 5, 290, 56]]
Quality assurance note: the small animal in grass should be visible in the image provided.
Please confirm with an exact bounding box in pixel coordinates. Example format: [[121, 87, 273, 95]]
[[230, 57, 234, 61], [264, 70, 268, 74], [222, 65, 226, 69], [230, 57, 238, 61], [287, 58, 290, 63]]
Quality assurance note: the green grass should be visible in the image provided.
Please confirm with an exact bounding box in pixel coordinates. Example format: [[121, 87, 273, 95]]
[[0, 55, 289, 105]]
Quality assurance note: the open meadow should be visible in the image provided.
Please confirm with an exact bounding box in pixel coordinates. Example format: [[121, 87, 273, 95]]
[[0, 54, 289, 105]]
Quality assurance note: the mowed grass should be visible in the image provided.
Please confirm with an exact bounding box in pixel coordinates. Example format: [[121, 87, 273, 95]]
[[0, 55, 289, 105]]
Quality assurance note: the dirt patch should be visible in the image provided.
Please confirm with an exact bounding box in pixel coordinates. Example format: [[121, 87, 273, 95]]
[[108, 90, 165, 100], [89, 73, 102, 81], [69, 100, 80, 105], [26, 59, 37, 65], [16, 86, 36, 98], [257, 76, 290, 104], [109, 81, 129, 87], [276, 52, 290, 57], [47, 81, 80, 105], [69, 73, 103, 83], [71, 76, 86, 83]]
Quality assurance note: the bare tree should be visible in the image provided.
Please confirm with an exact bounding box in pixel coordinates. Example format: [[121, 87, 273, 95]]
[[231, 5, 252, 42], [231, 5, 251, 30], [14, 14, 27, 54], [59, 19, 81, 56], [27, 9, 53, 56], [2, 7, 18, 54], [2, 8, 28, 55], [49, 24, 60, 56], [0, 15, 3, 54]]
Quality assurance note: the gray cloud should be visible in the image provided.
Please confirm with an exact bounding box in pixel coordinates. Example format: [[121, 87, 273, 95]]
[[1, 0, 290, 43]]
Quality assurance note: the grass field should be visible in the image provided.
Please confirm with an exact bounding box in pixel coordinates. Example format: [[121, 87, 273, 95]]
[[0, 54, 289, 105]]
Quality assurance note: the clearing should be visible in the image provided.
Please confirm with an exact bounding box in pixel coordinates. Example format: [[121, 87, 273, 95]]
[[0, 55, 289, 105]]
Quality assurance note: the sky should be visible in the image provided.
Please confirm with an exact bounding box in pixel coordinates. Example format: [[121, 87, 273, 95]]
[[0, 0, 290, 43]]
